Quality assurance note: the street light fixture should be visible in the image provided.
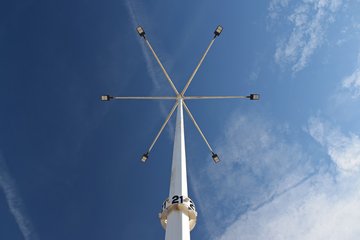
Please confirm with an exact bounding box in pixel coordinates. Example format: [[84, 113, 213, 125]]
[[212, 152, 220, 163], [102, 25, 260, 163], [101, 24, 260, 239], [214, 25, 223, 37], [101, 95, 112, 101], [248, 94, 260, 100], [136, 26, 146, 38], [141, 152, 149, 162]]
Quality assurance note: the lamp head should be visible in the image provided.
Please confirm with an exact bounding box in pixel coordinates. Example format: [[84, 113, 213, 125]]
[[136, 26, 146, 38], [101, 95, 112, 101], [212, 152, 220, 163], [214, 25, 223, 37], [248, 94, 260, 100], [141, 152, 149, 162]]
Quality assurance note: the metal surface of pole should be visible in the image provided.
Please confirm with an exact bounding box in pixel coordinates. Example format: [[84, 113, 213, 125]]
[[165, 99, 191, 240]]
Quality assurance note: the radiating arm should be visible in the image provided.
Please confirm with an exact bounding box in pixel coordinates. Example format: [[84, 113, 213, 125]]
[[101, 95, 176, 101], [181, 38, 216, 96], [183, 101, 220, 163], [181, 25, 223, 96], [141, 101, 179, 162], [185, 94, 260, 100], [112, 96, 176, 100], [144, 39, 180, 95], [184, 96, 248, 100], [136, 26, 179, 96]]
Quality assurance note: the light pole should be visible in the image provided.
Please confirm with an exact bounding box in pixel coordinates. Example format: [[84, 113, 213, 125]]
[[101, 25, 259, 240]]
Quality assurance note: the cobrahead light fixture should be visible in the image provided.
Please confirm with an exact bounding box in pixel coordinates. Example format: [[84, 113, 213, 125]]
[[101, 25, 260, 240]]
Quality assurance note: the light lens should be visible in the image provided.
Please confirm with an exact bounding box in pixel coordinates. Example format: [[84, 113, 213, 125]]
[[214, 25, 223, 36], [141, 152, 149, 162], [212, 153, 220, 163], [249, 94, 260, 100], [101, 95, 110, 101], [136, 26, 145, 37]]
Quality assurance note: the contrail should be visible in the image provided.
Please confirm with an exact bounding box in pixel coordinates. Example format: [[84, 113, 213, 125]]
[[124, 0, 175, 138], [125, 0, 160, 89], [0, 153, 39, 240]]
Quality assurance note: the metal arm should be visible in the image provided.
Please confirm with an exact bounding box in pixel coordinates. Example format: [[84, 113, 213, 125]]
[[142, 101, 179, 162], [182, 101, 213, 152], [112, 96, 177, 100], [144, 38, 180, 96], [181, 37, 216, 96], [102, 95, 258, 101], [184, 96, 248, 100], [183, 102, 220, 163]]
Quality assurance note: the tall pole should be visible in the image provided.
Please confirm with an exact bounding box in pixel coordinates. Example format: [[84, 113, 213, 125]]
[[159, 99, 197, 239], [103, 25, 260, 240], [165, 99, 190, 240]]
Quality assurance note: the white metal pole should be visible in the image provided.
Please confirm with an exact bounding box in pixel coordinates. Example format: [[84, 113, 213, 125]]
[[165, 99, 191, 240]]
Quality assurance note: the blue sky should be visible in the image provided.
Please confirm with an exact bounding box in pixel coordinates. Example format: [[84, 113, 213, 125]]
[[1, 0, 360, 239]]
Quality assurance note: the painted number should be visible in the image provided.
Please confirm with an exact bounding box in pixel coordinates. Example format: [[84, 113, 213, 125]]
[[165, 195, 196, 211], [171, 195, 184, 204]]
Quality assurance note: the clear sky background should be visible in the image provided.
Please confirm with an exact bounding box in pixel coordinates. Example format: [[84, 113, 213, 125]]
[[1, 0, 360, 239]]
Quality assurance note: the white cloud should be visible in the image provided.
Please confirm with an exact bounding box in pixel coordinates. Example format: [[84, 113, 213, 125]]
[[0, 153, 39, 240], [191, 112, 360, 239], [190, 113, 317, 237], [217, 173, 360, 240], [268, 0, 290, 19], [308, 116, 360, 172], [342, 68, 360, 98], [272, 0, 343, 72]]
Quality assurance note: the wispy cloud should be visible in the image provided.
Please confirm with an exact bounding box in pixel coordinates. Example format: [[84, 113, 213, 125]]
[[322, 50, 360, 124], [0, 153, 39, 240], [125, 0, 161, 90], [271, 0, 343, 72], [268, 0, 290, 19], [191, 112, 360, 239], [125, 0, 176, 139], [342, 66, 360, 99], [217, 172, 360, 240], [190, 113, 318, 238], [307, 116, 360, 173]]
